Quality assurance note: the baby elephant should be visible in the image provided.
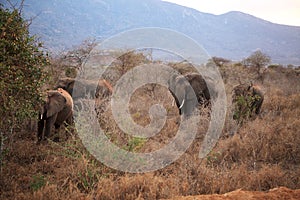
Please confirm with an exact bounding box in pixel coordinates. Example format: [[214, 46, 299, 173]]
[[37, 88, 73, 142]]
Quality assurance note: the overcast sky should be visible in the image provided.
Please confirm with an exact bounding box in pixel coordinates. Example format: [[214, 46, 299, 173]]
[[163, 0, 300, 26]]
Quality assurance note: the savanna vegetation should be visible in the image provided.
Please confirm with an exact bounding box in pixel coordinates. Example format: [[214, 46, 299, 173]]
[[1, 4, 300, 200]]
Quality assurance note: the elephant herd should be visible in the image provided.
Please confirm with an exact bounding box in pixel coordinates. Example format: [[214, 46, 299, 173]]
[[37, 74, 264, 142], [37, 78, 113, 142]]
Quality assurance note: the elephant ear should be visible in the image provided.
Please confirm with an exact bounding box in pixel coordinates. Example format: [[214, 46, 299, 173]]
[[168, 74, 178, 92], [178, 76, 195, 101], [185, 83, 197, 100], [46, 90, 66, 118]]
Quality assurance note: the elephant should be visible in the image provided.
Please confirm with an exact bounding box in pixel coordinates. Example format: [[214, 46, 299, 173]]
[[168, 74, 198, 117], [54, 77, 94, 99], [184, 73, 211, 106], [168, 72, 214, 117], [37, 88, 73, 142], [54, 77, 76, 96], [54, 77, 112, 100], [232, 82, 264, 121]]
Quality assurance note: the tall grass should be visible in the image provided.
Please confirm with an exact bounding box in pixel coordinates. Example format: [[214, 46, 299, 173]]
[[1, 61, 300, 199]]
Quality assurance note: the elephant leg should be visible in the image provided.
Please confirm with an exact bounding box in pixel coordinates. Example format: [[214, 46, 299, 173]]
[[179, 109, 182, 115], [53, 123, 61, 142], [254, 100, 262, 114], [37, 118, 45, 142], [44, 119, 52, 140], [255, 106, 261, 114], [44, 114, 57, 140], [65, 113, 74, 125], [182, 104, 190, 118], [250, 96, 262, 115]]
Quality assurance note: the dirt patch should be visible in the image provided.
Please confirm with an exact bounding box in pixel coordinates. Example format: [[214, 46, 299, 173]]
[[169, 187, 300, 200]]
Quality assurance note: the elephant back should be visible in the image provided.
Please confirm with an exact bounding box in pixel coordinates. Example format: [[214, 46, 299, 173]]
[[185, 73, 210, 103], [252, 85, 264, 99], [232, 83, 251, 100], [55, 77, 75, 95], [55, 88, 73, 126], [95, 79, 113, 99]]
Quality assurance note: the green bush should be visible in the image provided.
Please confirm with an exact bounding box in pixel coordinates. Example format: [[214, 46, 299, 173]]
[[233, 94, 261, 124], [0, 5, 48, 129], [0, 4, 48, 167]]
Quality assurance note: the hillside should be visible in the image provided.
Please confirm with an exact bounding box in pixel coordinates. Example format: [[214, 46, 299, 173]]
[[5, 0, 300, 64]]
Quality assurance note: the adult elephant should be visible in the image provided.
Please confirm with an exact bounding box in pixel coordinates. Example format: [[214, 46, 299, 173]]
[[54, 77, 112, 100], [168, 74, 198, 117], [54, 77, 93, 99], [168, 72, 213, 117], [37, 88, 73, 142], [232, 82, 264, 121], [54, 77, 76, 96]]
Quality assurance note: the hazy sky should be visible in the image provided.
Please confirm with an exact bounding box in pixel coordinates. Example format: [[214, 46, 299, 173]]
[[163, 0, 300, 26]]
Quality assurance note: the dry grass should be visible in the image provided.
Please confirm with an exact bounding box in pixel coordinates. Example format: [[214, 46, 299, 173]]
[[1, 62, 300, 199]]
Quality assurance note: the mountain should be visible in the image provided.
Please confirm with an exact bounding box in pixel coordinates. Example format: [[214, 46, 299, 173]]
[[8, 0, 300, 64]]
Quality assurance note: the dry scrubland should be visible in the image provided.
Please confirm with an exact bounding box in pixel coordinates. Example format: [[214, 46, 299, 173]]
[[1, 56, 300, 199]]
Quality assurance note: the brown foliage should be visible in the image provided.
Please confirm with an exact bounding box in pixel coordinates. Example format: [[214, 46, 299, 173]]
[[1, 55, 300, 199]]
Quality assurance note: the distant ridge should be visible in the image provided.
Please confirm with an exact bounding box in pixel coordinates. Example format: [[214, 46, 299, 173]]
[[8, 0, 300, 64]]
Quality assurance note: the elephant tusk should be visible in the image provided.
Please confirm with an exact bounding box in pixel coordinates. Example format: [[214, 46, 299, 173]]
[[40, 114, 43, 120], [172, 99, 175, 106], [179, 99, 185, 109]]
